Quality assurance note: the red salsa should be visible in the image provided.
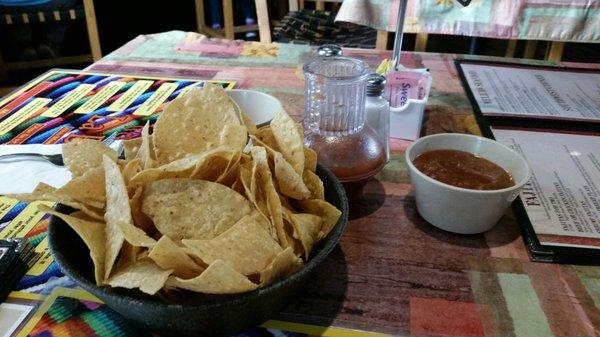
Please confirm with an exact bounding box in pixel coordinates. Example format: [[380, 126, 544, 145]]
[[412, 149, 515, 190]]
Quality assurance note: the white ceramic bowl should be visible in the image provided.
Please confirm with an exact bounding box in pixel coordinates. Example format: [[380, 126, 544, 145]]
[[227, 89, 281, 127], [405, 133, 530, 234]]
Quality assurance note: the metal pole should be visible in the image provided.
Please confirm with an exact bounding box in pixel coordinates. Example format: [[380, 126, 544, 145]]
[[392, 0, 408, 70]]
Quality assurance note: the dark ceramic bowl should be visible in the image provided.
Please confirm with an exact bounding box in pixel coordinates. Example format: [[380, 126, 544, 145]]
[[48, 164, 349, 336]]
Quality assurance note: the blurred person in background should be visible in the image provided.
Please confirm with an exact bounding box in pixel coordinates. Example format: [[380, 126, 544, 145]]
[[208, 0, 257, 39]]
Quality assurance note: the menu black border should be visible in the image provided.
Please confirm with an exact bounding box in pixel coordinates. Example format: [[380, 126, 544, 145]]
[[455, 59, 600, 264], [455, 59, 600, 130]]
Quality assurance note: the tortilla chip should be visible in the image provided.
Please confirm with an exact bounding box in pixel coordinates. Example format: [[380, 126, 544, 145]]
[[141, 178, 253, 240], [270, 110, 304, 175], [183, 214, 282, 275], [243, 164, 277, 241], [239, 164, 269, 226], [248, 209, 273, 235], [129, 147, 235, 188], [129, 187, 154, 235], [129, 156, 198, 189], [259, 247, 303, 286], [189, 150, 238, 182], [240, 110, 258, 135], [215, 151, 242, 186], [303, 170, 324, 200], [103, 155, 134, 279], [107, 258, 172, 295], [6, 183, 104, 220], [238, 165, 254, 202], [55, 167, 105, 208], [8, 183, 57, 204], [230, 178, 243, 195], [295, 122, 304, 136], [63, 139, 118, 177], [123, 138, 142, 160], [12, 188, 104, 221], [39, 205, 106, 285], [32, 182, 57, 194], [287, 212, 322, 259], [283, 213, 304, 257], [239, 153, 252, 166], [138, 122, 156, 170], [250, 147, 267, 203], [219, 124, 248, 151], [122, 158, 140, 189], [116, 242, 138, 270], [254, 126, 279, 151], [153, 85, 241, 163], [166, 260, 257, 294], [137, 248, 150, 260], [304, 147, 317, 173], [115, 220, 156, 248], [295, 199, 341, 240], [149, 236, 204, 279], [274, 152, 311, 200], [251, 147, 288, 247]]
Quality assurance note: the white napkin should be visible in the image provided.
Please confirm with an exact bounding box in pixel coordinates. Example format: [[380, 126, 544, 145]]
[[0, 142, 122, 195]]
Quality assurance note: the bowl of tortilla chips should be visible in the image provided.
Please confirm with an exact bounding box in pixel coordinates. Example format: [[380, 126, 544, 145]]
[[14, 84, 348, 336]]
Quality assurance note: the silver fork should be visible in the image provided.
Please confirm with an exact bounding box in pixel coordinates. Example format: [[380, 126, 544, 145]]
[[0, 153, 64, 166]]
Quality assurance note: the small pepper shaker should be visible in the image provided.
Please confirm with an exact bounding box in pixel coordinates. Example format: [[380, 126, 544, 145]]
[[365, 74, 390, 163]]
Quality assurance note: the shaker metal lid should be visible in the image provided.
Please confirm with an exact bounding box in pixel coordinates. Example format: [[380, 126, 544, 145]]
[[317, 44, 343, 57], [366, 74, 386, 96]]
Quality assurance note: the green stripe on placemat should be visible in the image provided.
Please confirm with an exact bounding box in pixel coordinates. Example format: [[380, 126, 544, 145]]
[[81, 303, 153, 337], [100, 120, 139, 136], [13, 115, 47, 134], [27, 232, 46, 246], [46, 297, 85, 323], [497, 273, 554, 337]]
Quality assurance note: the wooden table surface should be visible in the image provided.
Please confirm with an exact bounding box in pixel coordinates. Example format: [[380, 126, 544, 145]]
[[53, 31, 600, 336]]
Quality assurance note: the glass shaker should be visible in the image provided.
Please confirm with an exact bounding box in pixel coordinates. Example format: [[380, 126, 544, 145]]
[[317, 44, 343, 57], [303, 56, 387, 202], [365, 74, 390, 163]]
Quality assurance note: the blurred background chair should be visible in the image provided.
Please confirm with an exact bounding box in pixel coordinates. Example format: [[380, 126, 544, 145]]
[[195, 0, 259, 40], [254, 0, 388, 49], [0, 0, 102, 96], [0, 0, 100, 94]]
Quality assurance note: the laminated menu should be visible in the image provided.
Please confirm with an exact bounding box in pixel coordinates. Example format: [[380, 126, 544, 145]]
[[455, 59, 600, 262], [493, 128, 600, 260], [456, 60, 600, 123]]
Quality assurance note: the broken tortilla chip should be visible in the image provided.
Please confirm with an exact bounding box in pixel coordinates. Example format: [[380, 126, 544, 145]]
[[273, 152, 311, 200], [107, 258, 172, 295], [183, 214, 282, 275], [259, 247, 303, 286], [295, 199, 341, 240], [166, 260, 257, 294], [149, 235, 204, 279], [39, 205, 106, 285], [270, 110, 304, 175], [303, 169, 324, 200]]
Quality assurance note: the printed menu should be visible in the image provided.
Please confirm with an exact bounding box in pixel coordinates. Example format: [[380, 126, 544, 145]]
[[493, 128, 600, 251], [458, 62, 600, 122]]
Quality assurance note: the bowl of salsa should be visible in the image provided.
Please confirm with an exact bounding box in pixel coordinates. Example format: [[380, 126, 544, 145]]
[[405, 133, 530, 234]]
